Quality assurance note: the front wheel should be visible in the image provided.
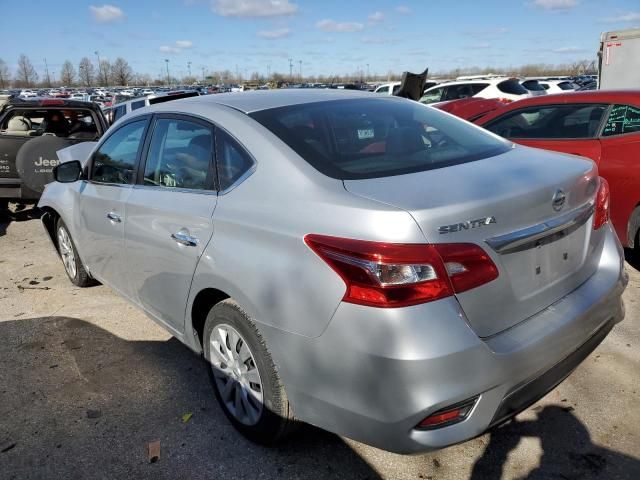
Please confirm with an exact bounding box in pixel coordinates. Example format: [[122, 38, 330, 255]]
[[203, 299, 297, 444], [56, 218, 94, 287]]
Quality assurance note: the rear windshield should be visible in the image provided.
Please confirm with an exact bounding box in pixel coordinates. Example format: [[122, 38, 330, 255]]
[[250, 98, 510, 180], [497, 79, 528, 95], [522, 80, 545, 92]]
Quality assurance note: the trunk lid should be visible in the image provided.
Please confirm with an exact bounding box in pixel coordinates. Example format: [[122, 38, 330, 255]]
[[344, 145, 601, 337]]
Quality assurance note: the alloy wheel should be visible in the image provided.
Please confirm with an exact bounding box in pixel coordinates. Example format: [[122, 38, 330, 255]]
[[57, 226, 77, 279]]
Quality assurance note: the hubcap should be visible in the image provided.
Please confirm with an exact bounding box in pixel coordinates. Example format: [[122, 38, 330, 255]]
[[209, 324, 263, 426], [57, 227, 77, 279]]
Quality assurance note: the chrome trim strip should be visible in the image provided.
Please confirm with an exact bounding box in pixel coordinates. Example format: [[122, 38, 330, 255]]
[[486, 202, 594, 254]]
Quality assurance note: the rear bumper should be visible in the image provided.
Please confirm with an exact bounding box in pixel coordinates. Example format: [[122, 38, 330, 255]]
[[0, 178, 39, 200], [261, 225, 627, 454]]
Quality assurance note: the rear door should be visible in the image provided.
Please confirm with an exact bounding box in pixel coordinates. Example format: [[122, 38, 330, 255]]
[[76, 117, 149, 291], [482, 103, 607, 162], [598, 104, 640, 246], [123, 115, 217, 333]]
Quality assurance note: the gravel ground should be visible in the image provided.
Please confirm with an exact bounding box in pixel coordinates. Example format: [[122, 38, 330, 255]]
[[1, 207, 639, 480]]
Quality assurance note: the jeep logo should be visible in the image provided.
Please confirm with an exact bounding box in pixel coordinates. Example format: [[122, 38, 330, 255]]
[[34, 157, 60, 167]]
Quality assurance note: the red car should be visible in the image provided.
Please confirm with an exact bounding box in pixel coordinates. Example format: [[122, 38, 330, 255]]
[[436, 91, 640, 252]]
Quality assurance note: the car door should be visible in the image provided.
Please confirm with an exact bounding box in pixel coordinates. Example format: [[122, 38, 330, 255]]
[[420, 87, 445, 104], [481, 103, 606, 162], [76, 117, 149, 293], [123, 114, 217, 333], [598, 104, 640, 246]]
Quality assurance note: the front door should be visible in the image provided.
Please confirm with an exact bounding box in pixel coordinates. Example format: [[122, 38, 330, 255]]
[[124, 115, 217, 333], [76, 118, 148, 292]]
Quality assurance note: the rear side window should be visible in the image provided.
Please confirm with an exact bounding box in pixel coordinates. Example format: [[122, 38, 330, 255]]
[[131, 100, 146, 111], [444, 84, 477, 101], [485, 104, 606, 139], [471, 83, 489, 94], [602, 105, 640, 136], [113, 105, 127, 122], [143, 118, 213, 190], [375, 85, 390, 94], [250, 98, 510, 180], [92, 120, 146, 184], [558, 82, 576, 91], [216, 130, 255, 191], [419, 87, 444, 104], [521, 80, 545, 92], [497, 80, 528, 95]]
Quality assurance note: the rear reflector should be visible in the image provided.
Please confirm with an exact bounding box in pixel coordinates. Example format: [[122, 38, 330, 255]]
[[593, 177, 610, 230], [417, 398, 478, 430], [304, 235, 498, 308]]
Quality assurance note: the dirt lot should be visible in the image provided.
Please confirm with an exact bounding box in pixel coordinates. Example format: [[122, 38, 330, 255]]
[[1, 207, 639, 480]]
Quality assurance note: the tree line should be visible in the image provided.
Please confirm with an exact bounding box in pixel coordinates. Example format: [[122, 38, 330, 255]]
[[0, 53, 597, 90]]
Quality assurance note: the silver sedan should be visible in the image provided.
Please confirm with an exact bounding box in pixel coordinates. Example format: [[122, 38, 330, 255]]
[[39, 90, 626, 453]]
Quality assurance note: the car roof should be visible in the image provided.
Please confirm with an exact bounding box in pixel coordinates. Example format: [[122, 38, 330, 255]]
[[6, 98, 102, 110], [424, 78, 513, 90], [152, 88, 374, 114], [503, 90, 640, 106]]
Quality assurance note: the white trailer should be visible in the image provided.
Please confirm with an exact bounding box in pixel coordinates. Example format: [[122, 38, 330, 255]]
[[598, 28, 640, 89]]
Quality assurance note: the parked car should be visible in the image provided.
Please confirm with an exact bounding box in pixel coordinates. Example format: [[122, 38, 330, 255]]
[[420, 77, 532, 104], [39, 90, 626, 454], [445, 91, 640, 254], [537, 79, 578, 94], [104, 90, 200, 124], [374, 82, 401, 95], [0, 98, 108, 203]]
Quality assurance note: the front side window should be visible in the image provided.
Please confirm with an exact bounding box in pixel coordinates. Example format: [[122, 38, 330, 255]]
[[602, 104, 640, 136], [419, 87, 444, 104], [444, 84, 476, 101], [485, 104, 606, 139], [375, 85, 390, 94], [251, 98, 510, 180], [91, 119, 146, 184], [216, 130, 255, 191], [143, 118, 213, 190]]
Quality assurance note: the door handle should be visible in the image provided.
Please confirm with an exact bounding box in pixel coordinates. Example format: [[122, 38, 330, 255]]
[[171, 231, 199, 247], [106, 212, 121, 223]]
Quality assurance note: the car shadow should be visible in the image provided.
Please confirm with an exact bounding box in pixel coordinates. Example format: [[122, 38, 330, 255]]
[[624, 248, 640, 272], [0, 202, 42, 238], [0, 316, 381, 480], [470, 405, 640, 479]]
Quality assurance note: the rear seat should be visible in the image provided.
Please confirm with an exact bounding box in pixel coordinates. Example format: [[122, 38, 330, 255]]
[[2, 116, 35, 136]]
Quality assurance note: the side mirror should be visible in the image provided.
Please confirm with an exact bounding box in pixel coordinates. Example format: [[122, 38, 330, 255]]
[[53, 160, 83, 183]]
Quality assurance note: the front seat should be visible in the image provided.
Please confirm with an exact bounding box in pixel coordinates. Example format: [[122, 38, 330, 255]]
[[40, 111, 70, 136], [5, 116, 33, 136]]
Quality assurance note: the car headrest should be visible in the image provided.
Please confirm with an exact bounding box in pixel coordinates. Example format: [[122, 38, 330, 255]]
[[8, 116, 31, 131]]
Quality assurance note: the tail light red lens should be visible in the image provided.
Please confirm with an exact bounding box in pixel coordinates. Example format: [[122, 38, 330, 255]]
[[593, 177, 610, 230], [304, 235, 498, 308], [417, 397, 478, 430]]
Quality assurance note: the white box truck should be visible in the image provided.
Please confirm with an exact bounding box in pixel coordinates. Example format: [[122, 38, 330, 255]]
[[598, 28, 640, 89]]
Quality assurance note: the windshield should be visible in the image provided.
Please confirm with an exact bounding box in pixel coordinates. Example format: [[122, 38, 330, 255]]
[[250, 98, 510, 180]]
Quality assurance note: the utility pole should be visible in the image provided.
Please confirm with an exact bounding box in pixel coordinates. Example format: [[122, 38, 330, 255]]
[[187, 61, 192, 78], [165, 59, 170, 86], [44, 58, 51, 87], [288, 58, 293, 82], [298, 60, 302, 81], [267, 64, 271, 80], [94, 51, 102, 86], [366, 63, 370, 81], [202, 66, 205, 84]]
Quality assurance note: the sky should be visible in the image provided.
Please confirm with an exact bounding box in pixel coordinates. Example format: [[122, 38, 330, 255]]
[[1, 0, 639, 81]]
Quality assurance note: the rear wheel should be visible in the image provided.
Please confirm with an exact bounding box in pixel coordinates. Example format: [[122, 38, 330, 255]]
[[203, 299, 297, 444], [56, 218, 93, 287]]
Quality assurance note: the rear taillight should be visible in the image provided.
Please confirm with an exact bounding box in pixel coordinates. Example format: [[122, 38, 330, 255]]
[[304, 235, 498, 308], [416, 397, 478, 430], [593, 177, 610, 230]]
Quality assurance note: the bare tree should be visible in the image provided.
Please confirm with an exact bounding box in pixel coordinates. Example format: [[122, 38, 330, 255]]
[[98, 59, 111, 86], [78, 57, 95, 87], [0, 58, 10, 89], [110, 57, 132, 86], [16, 54, 37, 87], [60, 60, 76, 86]]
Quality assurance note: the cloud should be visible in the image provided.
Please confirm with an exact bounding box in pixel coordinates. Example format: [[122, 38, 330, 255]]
[[361, 36, 399, 45], [89, 4, 124, 22], [531, 0, 578, 11], [159, 40, 194, 54], [467, 42, 492, 49], [159, 46, 181, 54], [368, 11, 384, 24], [601, 11, 640, 23], [395, 5, 410, 14], [211, 0, 298, 18], [257, 27, 291, 39], [552, 46, 586, 53], [316, 19, 364, 33]]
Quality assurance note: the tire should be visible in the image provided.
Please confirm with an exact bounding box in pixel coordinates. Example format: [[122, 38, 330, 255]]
[[203, 299, 297, 444], [16, 136, 72, 194], [56, 218, 94, 287]]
